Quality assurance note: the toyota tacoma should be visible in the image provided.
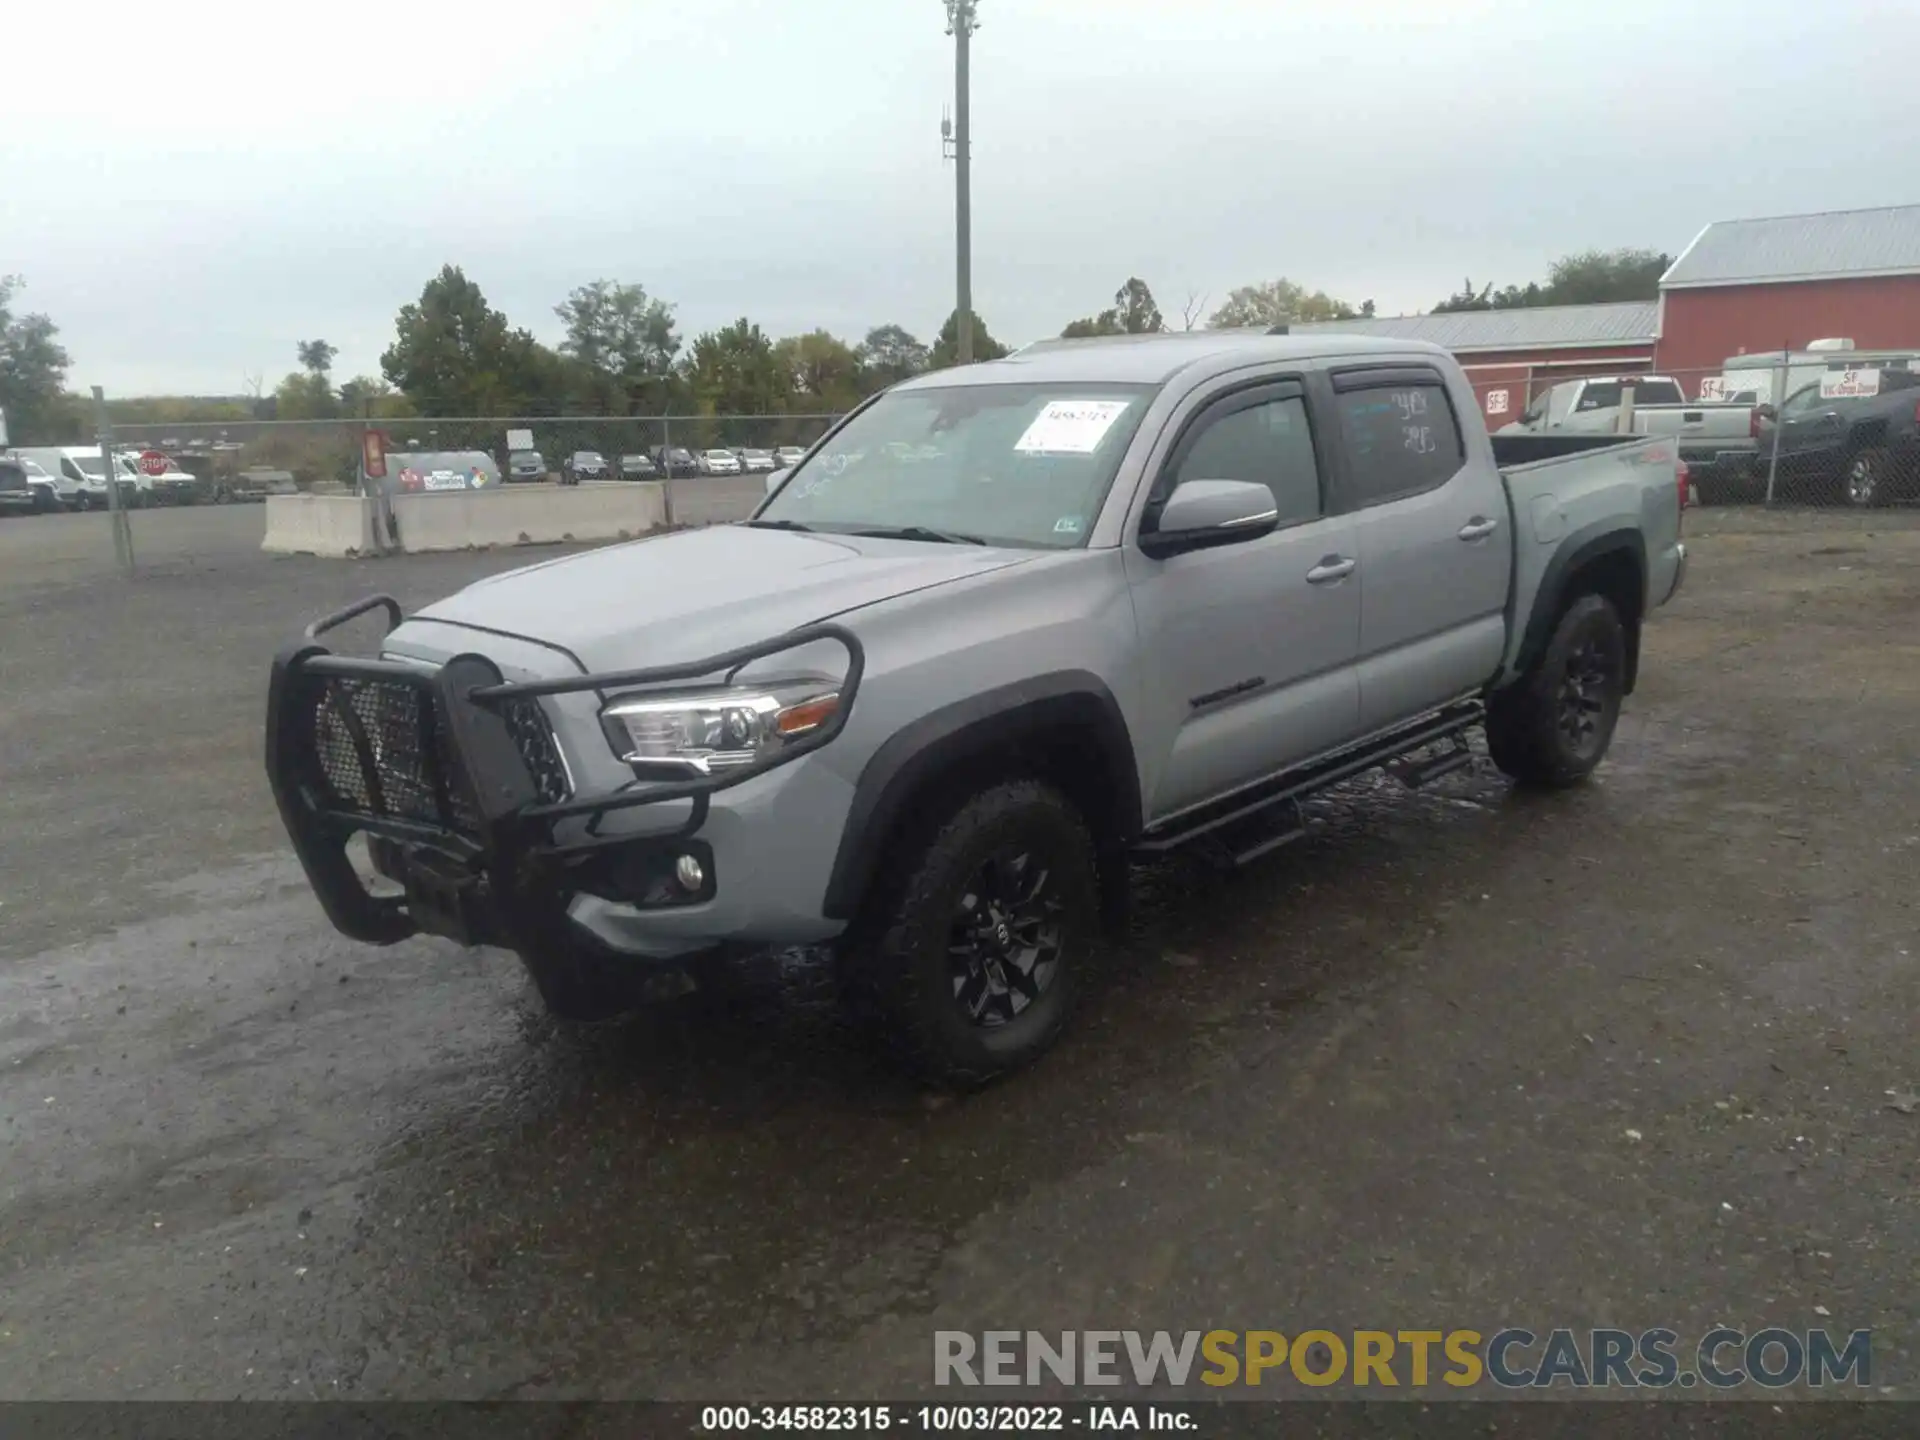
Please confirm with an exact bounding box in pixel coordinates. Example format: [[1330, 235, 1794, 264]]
[[267, 332, 1687, 1083]]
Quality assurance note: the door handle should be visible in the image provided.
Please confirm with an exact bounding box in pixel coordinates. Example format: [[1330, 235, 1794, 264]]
[[1458, 517, 1499, 541], [1305, 556, 1356, 584]]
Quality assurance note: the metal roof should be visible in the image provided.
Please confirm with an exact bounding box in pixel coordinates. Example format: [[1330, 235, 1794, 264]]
[[1662, 203, 1920, 289], [1285, 301, 1658, 354], [903, 331, 1447, 388]]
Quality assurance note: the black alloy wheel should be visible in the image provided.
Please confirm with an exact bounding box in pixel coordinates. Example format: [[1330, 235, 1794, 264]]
[[948, 846, 1065, 1028], [1556, 635, 1613, 761]]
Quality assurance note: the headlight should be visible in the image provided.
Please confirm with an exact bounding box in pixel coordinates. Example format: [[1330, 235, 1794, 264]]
[[600, 684, 841, 775]]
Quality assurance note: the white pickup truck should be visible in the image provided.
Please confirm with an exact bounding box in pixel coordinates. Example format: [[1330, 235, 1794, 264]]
[[268, 332, 1688, 1083], [1504, 375, 1760, 483]]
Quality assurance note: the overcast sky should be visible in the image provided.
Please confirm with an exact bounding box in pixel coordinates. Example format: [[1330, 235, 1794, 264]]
[[5, 0, 1917, 396]]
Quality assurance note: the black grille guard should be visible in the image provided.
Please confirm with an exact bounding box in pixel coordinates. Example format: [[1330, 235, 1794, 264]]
[[265, 592, 864, 945]]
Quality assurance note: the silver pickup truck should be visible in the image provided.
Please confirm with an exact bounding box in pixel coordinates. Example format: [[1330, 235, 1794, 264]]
[[266, 333, 1687, 1084], [1504, 374, 1760, 480]]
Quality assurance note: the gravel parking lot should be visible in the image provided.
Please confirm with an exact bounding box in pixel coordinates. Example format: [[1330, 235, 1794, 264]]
[[0, 503, 1915, 1401]]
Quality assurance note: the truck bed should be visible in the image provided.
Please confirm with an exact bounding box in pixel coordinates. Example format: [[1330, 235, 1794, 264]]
[[1490, 433, 1686, 685]]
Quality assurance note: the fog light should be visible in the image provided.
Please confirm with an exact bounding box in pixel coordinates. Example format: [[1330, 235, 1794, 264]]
[[674, 853, 706, 892]]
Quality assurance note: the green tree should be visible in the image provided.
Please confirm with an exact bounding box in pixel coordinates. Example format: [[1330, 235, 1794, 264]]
[[381, 265, 531, 414], [555, 280, 680, 411], [296, 339, 338, 378], [1062, 277, 1165, 338], [273, 371, 338, 420], [1537, 248, 1670, 305], [684, 319, 791, 417], [1060, 313, 1123, 338], [1431, 249, 1670, 313], [775, 330, 864, 412], [855, 324, 931, 389], [0, 276, 72, 443], [930, 309, 1009, 368], [1208, 279, 1359, 329], [337, 374, 415, 419]]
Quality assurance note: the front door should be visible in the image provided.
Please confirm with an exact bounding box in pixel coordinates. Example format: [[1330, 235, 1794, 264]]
[[1328, 366, 1513, 734], [1125, 381, 1361, 822]]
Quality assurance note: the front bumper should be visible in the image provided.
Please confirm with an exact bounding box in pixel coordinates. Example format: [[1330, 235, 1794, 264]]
[[1665, 542, 1688, 605], [265, 594, 863, 959]]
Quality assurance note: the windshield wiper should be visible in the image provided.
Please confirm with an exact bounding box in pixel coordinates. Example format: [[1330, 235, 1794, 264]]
[[744, 518, 816, 532], [850, 524, 989, 546]]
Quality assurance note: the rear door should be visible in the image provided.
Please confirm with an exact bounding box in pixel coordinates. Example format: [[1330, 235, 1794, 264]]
[[1327, 364, 1513, 734], [1124, 377, 1361, 820]]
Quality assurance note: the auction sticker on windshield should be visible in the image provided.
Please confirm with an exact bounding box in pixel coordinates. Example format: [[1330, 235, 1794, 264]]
[[1015, 399, 1133, 455]]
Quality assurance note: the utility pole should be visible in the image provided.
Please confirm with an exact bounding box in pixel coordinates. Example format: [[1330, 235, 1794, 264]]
[[944, 0, 978, 364]]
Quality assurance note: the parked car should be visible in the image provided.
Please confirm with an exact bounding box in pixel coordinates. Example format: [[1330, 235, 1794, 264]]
[[0, 454, 60, 513], [774, 445, 808, 469], [736, 448, 777, 473], [213, 468, 300, 503], [0, 455, 55, 514], [561, 451, 611, 485], [506, 450, 548, 484], [266, 331, 1685, 1084], [617, 452, 658, 480], [1754, 369, 1920, 506], [701, 448, 742, 475], [119, 450, 200, 506], [651, 446, 701, 478]]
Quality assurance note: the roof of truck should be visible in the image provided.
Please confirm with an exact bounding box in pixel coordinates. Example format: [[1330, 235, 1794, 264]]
[[898, 331, 1448, 389]]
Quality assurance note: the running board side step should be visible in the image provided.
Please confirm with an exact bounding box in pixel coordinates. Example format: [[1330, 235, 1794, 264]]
[[1135, 701, 1483, 863]]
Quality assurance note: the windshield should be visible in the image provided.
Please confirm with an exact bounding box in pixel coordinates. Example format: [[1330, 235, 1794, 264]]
[[575, 452, 603, 463], [759, 382, 1154, 549], [1574, 378, 1684, 410], [19, 458, 49, 478], [1780, 384, 1825, 416]]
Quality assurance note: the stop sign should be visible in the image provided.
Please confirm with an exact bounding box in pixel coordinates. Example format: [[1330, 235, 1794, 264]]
[[138, 450, 171, 477]]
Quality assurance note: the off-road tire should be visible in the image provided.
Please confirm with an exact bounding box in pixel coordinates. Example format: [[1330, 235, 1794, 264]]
[[1486, 593, 1626, 788], [841, 779, 1100, 1087]]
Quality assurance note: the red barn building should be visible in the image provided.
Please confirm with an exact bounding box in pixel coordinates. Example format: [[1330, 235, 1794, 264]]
[[1656, 203, 1920, 393], [1291, 302, 1658, 425]]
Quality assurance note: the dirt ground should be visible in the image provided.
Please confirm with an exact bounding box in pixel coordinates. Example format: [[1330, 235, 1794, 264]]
[[0, 503, 1914, 1404]]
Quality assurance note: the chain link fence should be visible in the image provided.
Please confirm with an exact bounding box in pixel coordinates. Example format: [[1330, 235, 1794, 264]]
[[1461, 357, 1920, 510]]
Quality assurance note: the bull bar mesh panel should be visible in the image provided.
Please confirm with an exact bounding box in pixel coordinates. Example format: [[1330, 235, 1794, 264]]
[[307, 676, 483, 834]]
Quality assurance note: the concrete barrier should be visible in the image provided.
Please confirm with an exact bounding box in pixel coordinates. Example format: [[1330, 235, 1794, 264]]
[[391, 482, 668, 553], [666, 474, 764, 527], [261, 494, 377, 557]]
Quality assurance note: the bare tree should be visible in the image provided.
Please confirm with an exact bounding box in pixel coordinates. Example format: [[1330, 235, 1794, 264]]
[[1179, 289, 1209, 332], [241, 368, 264, 400]]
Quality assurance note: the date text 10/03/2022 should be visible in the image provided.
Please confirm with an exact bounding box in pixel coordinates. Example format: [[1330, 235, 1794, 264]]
[[701, 1406, 1193, 1432]]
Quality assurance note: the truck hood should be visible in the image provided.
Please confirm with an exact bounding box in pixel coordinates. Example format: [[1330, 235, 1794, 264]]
[[410, 522, 1035, 670]]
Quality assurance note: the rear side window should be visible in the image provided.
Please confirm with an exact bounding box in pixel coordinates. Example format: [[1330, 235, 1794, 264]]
[[1170, 395, 1322, 526], [1334, 381, 1465, 506]]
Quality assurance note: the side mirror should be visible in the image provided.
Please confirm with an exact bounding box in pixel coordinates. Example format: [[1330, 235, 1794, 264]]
[[765, 467, 789, 495], [1138, 479, 1279, 558]]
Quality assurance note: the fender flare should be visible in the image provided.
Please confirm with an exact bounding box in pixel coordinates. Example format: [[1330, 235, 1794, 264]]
[[1514, 523, 1647, 692], [821, 671, 1141, 921]]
